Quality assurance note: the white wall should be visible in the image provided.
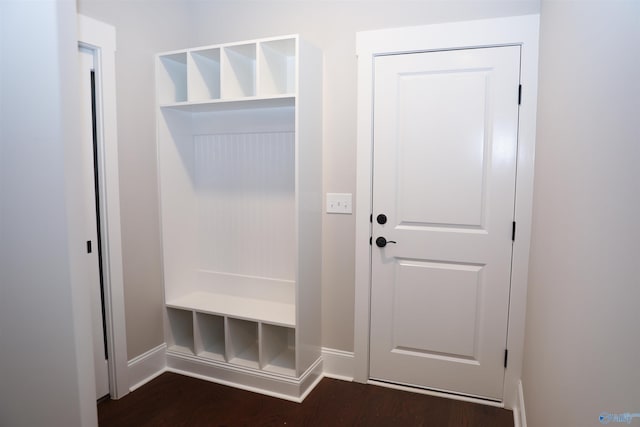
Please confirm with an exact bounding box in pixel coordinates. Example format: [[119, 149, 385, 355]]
[[80, 0, 540, 358], [190, 0, 540, 352], [523, 1, 640, 426], [0, 0, 97, 425]]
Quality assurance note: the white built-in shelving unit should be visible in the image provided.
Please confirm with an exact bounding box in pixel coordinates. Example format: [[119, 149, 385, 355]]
[[156, 35, 322, 401]]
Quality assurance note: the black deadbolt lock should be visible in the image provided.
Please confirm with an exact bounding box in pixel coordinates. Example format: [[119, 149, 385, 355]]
[[376, 214, 387, 225]]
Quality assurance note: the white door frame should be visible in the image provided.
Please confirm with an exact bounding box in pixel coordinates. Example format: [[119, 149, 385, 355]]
[[78, 14, 129, 399], [354, 15, 539, 409]]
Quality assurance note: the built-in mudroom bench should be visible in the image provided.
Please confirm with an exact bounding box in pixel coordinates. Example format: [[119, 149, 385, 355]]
[[156, 34, 323, 401]]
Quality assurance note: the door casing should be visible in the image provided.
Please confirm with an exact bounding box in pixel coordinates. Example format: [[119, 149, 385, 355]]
[[78, 14, 129, 399], [354, 15, 540, 409]]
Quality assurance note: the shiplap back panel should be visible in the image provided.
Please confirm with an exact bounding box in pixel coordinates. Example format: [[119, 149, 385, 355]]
[[194, 131, 295, 281]]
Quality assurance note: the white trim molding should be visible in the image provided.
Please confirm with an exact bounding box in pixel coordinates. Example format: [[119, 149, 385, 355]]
[[513, 380, 528, 427], [166, 352, 323, 402], [354, 15, 540, 408], [321, 347, 355, 381], [78, 14, 129, 400], [128, 343, 167, 392]]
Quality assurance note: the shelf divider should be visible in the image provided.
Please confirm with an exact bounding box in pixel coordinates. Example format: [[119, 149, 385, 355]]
[[160, 94, 294, 112]]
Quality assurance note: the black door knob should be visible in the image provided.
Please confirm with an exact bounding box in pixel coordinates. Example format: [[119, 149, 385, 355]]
[[376, 237, 397, 248], [376, 214, 387, 225]]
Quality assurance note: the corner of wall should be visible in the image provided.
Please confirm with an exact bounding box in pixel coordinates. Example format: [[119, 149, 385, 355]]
[[127, 343, 167, 392], [321, 347, 355, 381]]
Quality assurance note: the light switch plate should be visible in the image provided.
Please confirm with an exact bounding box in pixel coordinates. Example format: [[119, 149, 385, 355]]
[[326, 193, 352, 214]]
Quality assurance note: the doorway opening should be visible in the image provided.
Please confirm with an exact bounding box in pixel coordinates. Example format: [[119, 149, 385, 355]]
[[353, 15, 540, 409], [77, 13, 129, 400], [78, 45, 110, 400]]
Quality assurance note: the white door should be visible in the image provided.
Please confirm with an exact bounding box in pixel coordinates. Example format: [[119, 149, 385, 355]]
[[78, 46, 110, 400], [369, 46, 521, 400]]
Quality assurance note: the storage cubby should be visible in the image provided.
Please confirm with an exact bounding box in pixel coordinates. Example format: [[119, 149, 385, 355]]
[[261, 324, 296, 376], [157, 53, 187, 104], [189, 48, 221, 101], [222, 43, 256, 98], [258, 38, 296, 96], [227, 318, 259, 369], [195, 312, 225, 361], [158, 35, 322, 401], [166, 308, 194, 355]]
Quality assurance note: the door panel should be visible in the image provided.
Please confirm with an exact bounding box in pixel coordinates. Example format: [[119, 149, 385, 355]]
[[370, 46, 520, 400], [397, 70, 488, 227], [393, 260, 482, 358], [78, 46, 110, 400]]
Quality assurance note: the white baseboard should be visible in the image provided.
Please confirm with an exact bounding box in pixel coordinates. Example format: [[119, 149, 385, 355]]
[[321, 347, 354, 381], [513, 380, 527, 427], [166, 352, 323, 402], [127, 343, 167, 392], [126, 345, 354, 395]]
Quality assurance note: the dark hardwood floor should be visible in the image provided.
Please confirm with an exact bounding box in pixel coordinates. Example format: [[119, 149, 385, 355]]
[[98, 373, 513, 427]]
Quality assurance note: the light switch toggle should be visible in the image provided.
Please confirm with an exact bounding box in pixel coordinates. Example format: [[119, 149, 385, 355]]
[[326, 193, 353, 214]]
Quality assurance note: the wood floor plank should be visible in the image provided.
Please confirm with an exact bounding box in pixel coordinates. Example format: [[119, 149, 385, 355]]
[[98, 373, 513, 427]]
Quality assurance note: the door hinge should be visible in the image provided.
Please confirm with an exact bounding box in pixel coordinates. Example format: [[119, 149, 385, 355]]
[[504, 349, 509, 368], [512, 221, 516, 242], [518, 84, 522, 105]]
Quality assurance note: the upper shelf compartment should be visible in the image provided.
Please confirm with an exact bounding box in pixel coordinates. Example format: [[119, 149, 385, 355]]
[[258, 38, 296, 96], [157, 36, 298, 107], [189, 48, 221, 101], [222, 43, 257, 99], [158, 52, 187, 104]]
